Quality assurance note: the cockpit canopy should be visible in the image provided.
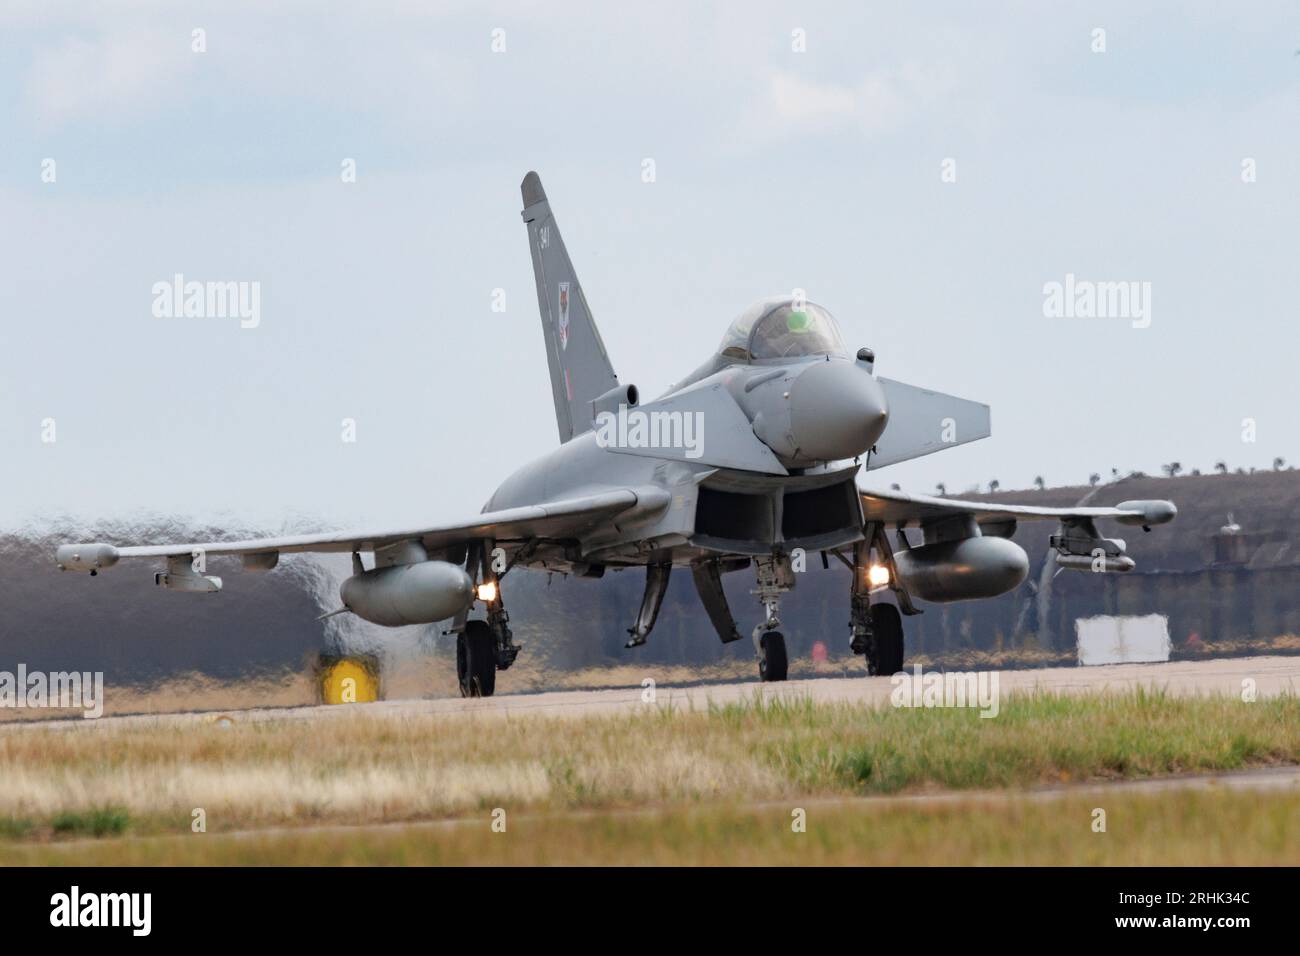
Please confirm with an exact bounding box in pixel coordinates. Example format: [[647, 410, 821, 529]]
[[718, 298, 848, 362]]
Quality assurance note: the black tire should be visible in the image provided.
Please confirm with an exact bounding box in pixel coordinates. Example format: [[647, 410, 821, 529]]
[[758, 631, 788, 682], [867, 603, 905, 676], [457, 621, 497, 698]]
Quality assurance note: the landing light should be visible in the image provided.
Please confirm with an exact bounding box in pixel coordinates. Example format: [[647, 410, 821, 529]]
[[867, 565, 890, 588], [476, 581, 498, 602]]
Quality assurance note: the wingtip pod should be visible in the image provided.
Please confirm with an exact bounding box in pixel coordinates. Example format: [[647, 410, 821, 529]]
[[520, 170, 546, 208], [1114, 500, 1178, 527], [55, 543, 119, 572]]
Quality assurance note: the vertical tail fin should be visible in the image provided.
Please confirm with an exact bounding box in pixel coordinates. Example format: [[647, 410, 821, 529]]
[[520, 171, 620, 443]]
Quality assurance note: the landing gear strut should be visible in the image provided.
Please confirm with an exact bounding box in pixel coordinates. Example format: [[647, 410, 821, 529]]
[[751, 554, 794, 681], [849, 540, 873, 657]]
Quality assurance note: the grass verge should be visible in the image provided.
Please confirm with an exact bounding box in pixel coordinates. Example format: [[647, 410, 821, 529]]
[[0, 689, 1295, 839], [2, 789, 1296, 865]]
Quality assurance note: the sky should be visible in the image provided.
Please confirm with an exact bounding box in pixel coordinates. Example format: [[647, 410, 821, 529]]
[[2, 1, 1297, 532]]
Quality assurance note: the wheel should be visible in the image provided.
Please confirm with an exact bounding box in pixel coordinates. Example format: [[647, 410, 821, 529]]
[[867, 603, 904, 676], [457, 622, 497, 698], [457, 620, 497, 698], [758, 631, 788, 682]]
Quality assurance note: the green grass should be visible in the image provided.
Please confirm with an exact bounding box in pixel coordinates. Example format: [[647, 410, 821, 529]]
[[737, 687, 1298, 794], [3, 789, 1296, 866], [0, 817, 34, 839], [50, 807, 130, 837]]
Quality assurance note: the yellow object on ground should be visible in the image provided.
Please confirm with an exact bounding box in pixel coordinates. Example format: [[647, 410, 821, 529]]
[[317, 655, 381, 704]]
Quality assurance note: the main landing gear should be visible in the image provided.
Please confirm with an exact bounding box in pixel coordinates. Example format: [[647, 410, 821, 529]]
[[457, 620, 497, 697], [849, 538, 906, 675], [862, 603, 904, 676], [456, 540, 522, 698]]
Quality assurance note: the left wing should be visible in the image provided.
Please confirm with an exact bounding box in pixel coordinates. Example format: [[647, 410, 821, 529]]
[[860, 487, 1176, 529], [859, 485, 1176, 573]]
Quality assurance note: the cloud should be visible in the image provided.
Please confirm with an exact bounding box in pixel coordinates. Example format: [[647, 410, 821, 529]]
[[25, 27, 195, 128], [768, 72, 861, 127], [746, 61, 957, 143]]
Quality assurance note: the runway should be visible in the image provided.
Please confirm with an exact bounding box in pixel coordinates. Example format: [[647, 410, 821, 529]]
[[9, 654, 1297, 733]]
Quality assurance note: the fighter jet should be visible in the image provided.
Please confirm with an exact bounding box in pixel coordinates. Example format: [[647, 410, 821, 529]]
[[55, 172, 1176, 696]]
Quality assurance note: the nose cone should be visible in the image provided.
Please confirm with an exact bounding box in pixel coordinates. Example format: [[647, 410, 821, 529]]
[[789, 360, 889, 461]]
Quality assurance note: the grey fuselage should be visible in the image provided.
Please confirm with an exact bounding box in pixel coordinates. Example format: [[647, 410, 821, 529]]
[[483, 350, 878, 575]]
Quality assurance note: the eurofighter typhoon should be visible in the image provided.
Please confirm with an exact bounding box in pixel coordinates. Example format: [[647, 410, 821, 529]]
[[55, 173, 1176, 696]]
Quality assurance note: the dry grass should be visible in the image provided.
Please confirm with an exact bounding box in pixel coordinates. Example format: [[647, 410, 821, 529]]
[[0, 690, 1296, 844]]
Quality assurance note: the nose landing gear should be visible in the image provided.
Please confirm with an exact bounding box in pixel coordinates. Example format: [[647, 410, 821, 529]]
[[757, 630, 788, 682], [752, 555, 795, 681]]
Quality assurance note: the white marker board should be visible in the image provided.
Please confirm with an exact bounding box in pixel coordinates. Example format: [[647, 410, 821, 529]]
[[1075, 614, 1171, 666]]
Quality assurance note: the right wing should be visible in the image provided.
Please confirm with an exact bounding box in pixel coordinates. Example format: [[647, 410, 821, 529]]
[[55, 487, 669, 575]]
